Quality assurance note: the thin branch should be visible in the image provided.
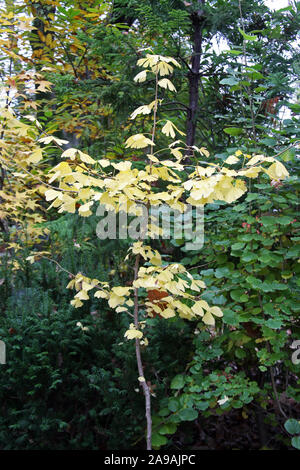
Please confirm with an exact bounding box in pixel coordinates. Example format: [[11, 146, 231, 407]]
[[133, 253, 152, 450], [160, 101, 189, 111]]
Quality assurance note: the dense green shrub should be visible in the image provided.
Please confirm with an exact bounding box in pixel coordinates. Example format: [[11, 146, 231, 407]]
[[150, 160, 300, 449], [0, 222, 195, 449]]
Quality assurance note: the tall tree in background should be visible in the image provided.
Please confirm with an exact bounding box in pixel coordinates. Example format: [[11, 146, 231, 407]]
[[105, 0, 299, 155]]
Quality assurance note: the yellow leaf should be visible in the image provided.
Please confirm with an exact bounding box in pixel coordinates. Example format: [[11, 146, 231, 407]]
[[191, 279, 206, 290], [264, 161, 289, 180], [194, 299, 210, 311], [239, 166, 262, 178], [161, 160, 184, 171], [225, 155, 239, 165], [82, 281, 94, 292], [147, 154, 160, 163], [130, 105, 151, 120], [94, 290, 109, 299], [78, 202, 93, 216], [76, 322, 89, 331], [108, 293, 125, 308], [162, 121, 176, 138], [160, 307, 176, 319], [125, 134, 154, 149], [111, 161, 132, 172], [27, 148, 43, 164], [149, 254, 162, 266], [51, 161, 72, 177], [71, 299, 83, 308], [210, 306, 223, 317], [191, 303, 204, 316], [124, 328, 143, 340], [45, 189, 60, 201], [246, 154, 264, 166], [60, 197, 76, 214], [39, 135, 68, 146], [157, 78, 176, 92], [99, 159, 111, 168], [112, 286, 131, 296], [75, 290, 89, 300], [78, 151, 96, 165], [137, 54, 158, 69], [61, 148, 78, 160], [133, 70, 147, 82], [78, 188, 93, 200], [116, 306, 128, 313], [155, 61, 173, 76], [66, 279, 75, 289], [170, 148, 183, 159], [202, 312, 215, 326], [36, 80, 52, 92], [246, 154, 274, 166]]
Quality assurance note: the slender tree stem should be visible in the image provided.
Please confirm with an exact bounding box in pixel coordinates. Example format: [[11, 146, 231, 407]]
[[133, 253, 152, 450], [131, 65, 161, 450]]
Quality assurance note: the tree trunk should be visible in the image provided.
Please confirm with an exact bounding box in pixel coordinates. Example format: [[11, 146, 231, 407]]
[[186, 1, 205, 157]]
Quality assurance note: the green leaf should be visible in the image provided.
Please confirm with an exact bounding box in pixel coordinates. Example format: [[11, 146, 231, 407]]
[[224, 127, 243, 136], [238, 27, 258, 41], [235, 348, 246, 359], [230, 290, 248, 302], [281, 149, 295, 162], [197, 401, 210, 411], [254, 86, 267, 93], [158, 423, 177, 435], [261, 280, 288, 292], [158, 408, 170, 417], [152, 433, 168, 448], [260, 137, 277, 146], [231, 242, 245, 250], [225, 49, 243, 56], [220, 77, 239, 86], [168, 398, 179, 412], [292, 436, 300, 450], [246, 193, 260, 202], [277, 216, 294, 225], [242, 252, 257, 262], [223, 309, 239, 326], [284, 419, 300, 435], [265, 318, 282, 329], [215, 266, 231, 278], [245, 69, 265, 80], [260, 216, 277, 226], [179, 408, 198, 421], [170, 375, 185, 390], [246, 276, 263, 290], [286, 245, 300, 259]]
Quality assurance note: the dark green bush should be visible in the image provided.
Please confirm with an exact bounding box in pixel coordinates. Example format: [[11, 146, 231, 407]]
[[0, 222, 194, 449]]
